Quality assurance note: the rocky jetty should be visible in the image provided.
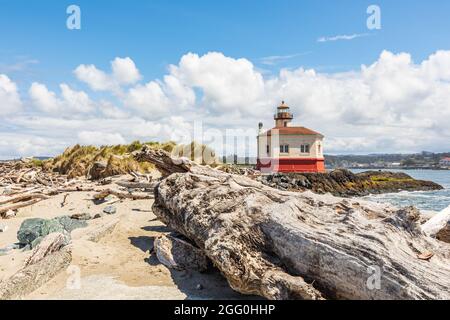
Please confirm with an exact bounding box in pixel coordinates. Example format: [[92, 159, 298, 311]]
[[257, 169, 443, 197]]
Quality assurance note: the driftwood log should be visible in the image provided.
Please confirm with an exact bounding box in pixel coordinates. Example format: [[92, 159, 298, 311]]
[[137, 148, 450, 300], [93, 189, 154, 201]]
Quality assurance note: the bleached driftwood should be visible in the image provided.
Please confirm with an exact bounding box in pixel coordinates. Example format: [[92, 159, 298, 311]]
[[115, 180, 156, 190], [0, 247, 72, 300], [138, 148, 450, 300], [155, 234, 211, 272], [25, 232, 69, 267], [93, 189, 154, 201], [422, 205, 450, 243], [0, 198, 46, 217], [0, 193, 49, 206]]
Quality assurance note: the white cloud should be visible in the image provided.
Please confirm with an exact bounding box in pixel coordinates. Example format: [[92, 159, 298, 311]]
[[259, 52, 310, 66], [99, 100, 129, 119], [29, 82, 60, 113], [0, 74, 22, 115], [78, 131, 126, 146], [123, 81, 170, 118], [169, 52, 266, 114], [318, 33, 369, 43], [111, 57, 141, 85], [74, 56, 141, 93], [29, 82, 94, 114]]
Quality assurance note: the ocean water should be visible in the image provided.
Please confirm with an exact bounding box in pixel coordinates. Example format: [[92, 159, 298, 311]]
[[350, 169, 450, 212]]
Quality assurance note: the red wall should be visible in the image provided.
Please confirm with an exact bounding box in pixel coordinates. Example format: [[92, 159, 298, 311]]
[[257, 158, 325, 173]]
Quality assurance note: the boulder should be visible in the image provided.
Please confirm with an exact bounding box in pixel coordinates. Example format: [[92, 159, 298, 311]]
[[54, 215, 88, 233], [17, 218, 47, 246], [17, 216, 87, 247], [154, 233, 210, 272]]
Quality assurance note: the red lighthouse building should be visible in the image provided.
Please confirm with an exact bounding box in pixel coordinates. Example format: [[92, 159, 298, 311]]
[[256, 101, 325, 173]]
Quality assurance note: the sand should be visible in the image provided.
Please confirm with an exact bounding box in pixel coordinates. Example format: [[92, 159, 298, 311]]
[[0, 189, 252, 300]]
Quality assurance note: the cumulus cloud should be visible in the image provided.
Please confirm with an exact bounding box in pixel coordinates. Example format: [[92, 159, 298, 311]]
[[29, 82, 94, 114], [0, 74, 22, 115], [74, 57, 141, 93], [169, 52, 266, 114]]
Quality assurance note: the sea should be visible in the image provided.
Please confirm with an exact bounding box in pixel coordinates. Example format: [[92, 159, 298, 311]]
[[350, 169, 450, 212]]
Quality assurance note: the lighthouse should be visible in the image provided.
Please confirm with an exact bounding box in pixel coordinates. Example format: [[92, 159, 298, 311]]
[[256, 101, 325, 173]]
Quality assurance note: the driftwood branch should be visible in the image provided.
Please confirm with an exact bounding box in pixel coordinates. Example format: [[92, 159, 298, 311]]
[[140, 149, 450, 300], [93, 189, 154, 201], [0, 193, 49, 206], [115, 181, 156, 190], [134, 146, 191, 177]]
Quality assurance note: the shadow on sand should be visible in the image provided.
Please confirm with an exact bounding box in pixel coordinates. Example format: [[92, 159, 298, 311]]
[[129, 226, 262, 300]]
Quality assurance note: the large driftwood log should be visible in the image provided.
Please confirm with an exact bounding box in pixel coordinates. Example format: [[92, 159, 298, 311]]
[[137, 148, 450, 300], [0, 247, 72, 300]]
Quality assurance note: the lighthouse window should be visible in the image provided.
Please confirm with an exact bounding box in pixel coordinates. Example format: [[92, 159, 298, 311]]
[[266, 145, 270, 154], [280, 145, 289, 153], [301, 144, 310, 154]]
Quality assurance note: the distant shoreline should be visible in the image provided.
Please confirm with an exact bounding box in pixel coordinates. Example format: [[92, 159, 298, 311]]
[[345, 167, 450, 171]]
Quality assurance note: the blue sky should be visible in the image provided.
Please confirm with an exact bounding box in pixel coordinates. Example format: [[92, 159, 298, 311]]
[[1, 1, 450, 158], [2, 0, 450, 88]]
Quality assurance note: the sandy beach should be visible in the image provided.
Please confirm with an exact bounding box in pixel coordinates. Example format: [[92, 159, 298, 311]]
[[0, 185, 251, 300]]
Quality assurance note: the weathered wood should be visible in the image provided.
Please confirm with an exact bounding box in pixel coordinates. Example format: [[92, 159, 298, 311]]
[[144, 149, 450, 300], [0, 198, 46, 216], [25, 232, 69, 267], [134, 146, 190, 177], [0, 193, 49, 206], [93, 189, 154, 201], [422, 205, 450, 243], [0, 247, 72, 300], [115, 180, 156, 190]]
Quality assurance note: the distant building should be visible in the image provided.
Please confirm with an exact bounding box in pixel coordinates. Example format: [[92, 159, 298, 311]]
[[256, 101, 325, 173], [439, 157, 450, 167]]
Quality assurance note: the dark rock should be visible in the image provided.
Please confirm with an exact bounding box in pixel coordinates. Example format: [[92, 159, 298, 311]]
[[17, 216, 87, 247], [17, 218, 46, 246], [70, 213, 92, 220], [93, 213, 105, 219], [54, 216, 88, 233], [258, 169, 443, 197]]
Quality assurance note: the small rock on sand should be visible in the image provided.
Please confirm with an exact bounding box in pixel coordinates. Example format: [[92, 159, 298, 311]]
[[4, 210, 16, 219], [70, 213, 92, 220], [0, 224, 8, 232], [103, 206, 117, 215]]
